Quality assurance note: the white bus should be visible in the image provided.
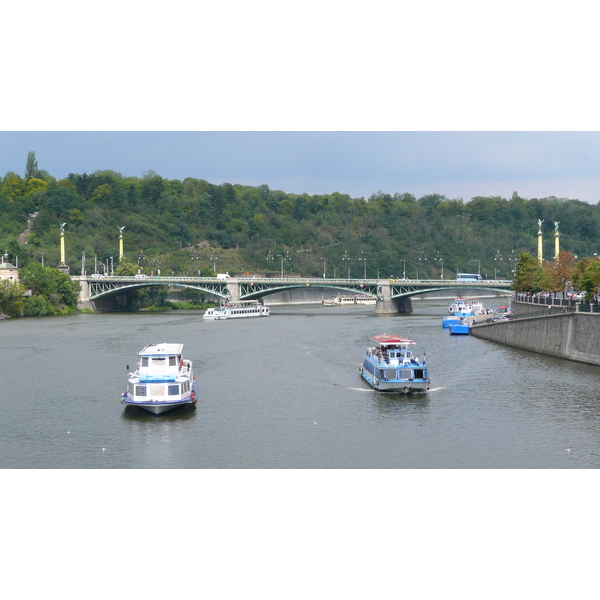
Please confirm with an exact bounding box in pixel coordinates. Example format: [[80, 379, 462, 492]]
[[456, 272, 482, 282]]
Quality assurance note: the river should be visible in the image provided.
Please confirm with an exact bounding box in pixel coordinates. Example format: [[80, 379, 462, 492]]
[[2, 299, 599, 469]]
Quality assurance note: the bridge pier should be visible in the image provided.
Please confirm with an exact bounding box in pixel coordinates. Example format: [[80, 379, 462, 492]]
[[76, 277, 93, 311], [375, 280, 413, 314], [226, 279, 240, 301]]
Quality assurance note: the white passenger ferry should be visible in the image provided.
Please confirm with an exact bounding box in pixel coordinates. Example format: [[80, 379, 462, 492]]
[[447, 297, 485, 316], [203, 300, 270, 320], [122, 343, 197, 415], [323, 294, 376, 306], [359, 335, 430, 394]]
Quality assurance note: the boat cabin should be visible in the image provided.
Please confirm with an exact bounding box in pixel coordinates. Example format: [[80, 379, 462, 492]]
[[137, 343, 186, 382]]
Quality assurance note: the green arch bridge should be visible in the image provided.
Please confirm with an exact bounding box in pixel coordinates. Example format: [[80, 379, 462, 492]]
[[74, 275, 512, 313]]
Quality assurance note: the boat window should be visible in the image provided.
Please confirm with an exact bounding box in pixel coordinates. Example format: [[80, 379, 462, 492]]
[[136, 385, 147, 396], [384, 369, 397, 380], [148, 385, 164, 396], [141, 357, 148, 367], [400, 369, 413, 380], [168, 384, 179, 396], [169, 356, 177, 367], [414, 369, 425, 379], [153, 357, 166, 366]]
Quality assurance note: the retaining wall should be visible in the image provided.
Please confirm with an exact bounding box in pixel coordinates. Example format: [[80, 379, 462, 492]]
[[471, 310, 600, 366]]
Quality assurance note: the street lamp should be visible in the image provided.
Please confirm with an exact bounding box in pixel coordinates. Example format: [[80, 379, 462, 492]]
[[343, 250, 351, 278], [266, 250, 274, 273], [494, 251, 503, 280], [401, 259, 406, 279], [211, 252, 218, 273], [359, 252, 367, 278], [321, 256, 327, 278], [38, 251, 45, 268], [278, 251, 291, 277], [434, 252, 443, 279]]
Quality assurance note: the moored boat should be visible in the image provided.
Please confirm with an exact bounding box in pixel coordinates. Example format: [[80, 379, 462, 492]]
[[203, 300, 270, 320], [447, 297, 485, 317], [359, 334, 429, 394], [442, 315, 461, 328], [449, 320, 471, 335], [122, 343, 197, 415]]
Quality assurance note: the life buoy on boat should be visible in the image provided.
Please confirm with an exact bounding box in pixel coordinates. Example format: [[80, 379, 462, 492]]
[[403, 386, 409, 394]]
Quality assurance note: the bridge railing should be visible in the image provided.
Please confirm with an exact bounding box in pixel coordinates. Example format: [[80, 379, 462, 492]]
[[74, 274, 512, 286]]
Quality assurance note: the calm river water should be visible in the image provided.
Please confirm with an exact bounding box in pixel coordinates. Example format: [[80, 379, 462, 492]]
[[2, 299, 600, 468]]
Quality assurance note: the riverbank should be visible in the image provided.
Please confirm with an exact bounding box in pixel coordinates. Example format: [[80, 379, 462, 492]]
[[471, 302, 600, 366]]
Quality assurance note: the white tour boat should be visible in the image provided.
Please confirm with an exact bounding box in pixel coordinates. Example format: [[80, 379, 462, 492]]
[[323, 294, 376, 306], [359, 334, 430, 394], [122, 343, 197, 415], [447, 297, 485, 316], [203, 300, 270, 320]]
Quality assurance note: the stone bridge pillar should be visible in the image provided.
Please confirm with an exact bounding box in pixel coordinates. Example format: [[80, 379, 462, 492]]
[[226, 279, 240, 301], [375, 280, 413, 314], [75, 276, 93, 310]]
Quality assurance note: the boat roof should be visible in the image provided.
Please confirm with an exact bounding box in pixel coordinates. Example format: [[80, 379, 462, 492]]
[[138, 343, 183, 356], [370, 334, 415, 346]]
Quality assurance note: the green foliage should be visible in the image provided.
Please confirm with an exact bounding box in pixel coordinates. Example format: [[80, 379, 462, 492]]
[[512, 252, 544, 293], [19, 263, 79, 312], [0, 279, 25, 315], [5, 160, 600, 284]]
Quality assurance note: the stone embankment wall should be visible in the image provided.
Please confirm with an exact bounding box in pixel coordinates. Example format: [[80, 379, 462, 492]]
[[471, 303, 600, 366]]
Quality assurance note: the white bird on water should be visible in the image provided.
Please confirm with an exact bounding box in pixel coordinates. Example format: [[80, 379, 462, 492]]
[[102, 448, 106, 452], [566, 448, 571, 453]]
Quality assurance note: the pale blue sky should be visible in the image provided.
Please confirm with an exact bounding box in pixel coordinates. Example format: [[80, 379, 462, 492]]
[[1, 131, 600, 203]]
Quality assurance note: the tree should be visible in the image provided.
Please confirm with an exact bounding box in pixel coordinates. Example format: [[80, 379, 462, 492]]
[[512, 252, 544, 293], [540, 251, 575, 296], [0, 279, 25, 315], [572, 258, 600, 300], [25, 151, 40, 180]]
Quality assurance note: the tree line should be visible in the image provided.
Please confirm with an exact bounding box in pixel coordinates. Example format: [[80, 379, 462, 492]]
[[2, 151, 600, 314]]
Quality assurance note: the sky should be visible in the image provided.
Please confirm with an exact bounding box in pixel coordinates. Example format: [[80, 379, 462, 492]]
[[2, 131, 600, 203]]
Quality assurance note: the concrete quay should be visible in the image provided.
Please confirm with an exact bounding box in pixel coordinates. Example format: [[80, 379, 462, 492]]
[[471, 300, 600, 366]]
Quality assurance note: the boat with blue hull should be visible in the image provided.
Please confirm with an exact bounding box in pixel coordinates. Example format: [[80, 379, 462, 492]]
[[122, 343, 197, 415], [449, 321, 471, 335], [359, 334, 430, 394]]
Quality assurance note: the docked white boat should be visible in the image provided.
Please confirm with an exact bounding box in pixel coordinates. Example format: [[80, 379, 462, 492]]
[[447, 297, 485, 317], [203, 300, 270, 320], [122, 343, 197, 415], [359, 334, 430, 394], [323, 294, 376, 306]]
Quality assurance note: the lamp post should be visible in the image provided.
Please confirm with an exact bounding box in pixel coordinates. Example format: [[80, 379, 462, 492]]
[[343, 250, 350, 278], [211, 252, 218, 273], [266, 250, 273, 273], [38, 251, 45, 268], [434, 252, 443, 279], [278, 251, 291, 277], [110, 255, 114, 276], [494, 250, 503, 280], [321, 256, 327, 278], [81, 252, 86, 276], [359, 252, 367, 278]]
